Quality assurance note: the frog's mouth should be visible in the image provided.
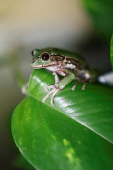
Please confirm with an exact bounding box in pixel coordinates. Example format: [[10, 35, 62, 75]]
[[31, 63, 58, 69], [31, 64, 44, 69]]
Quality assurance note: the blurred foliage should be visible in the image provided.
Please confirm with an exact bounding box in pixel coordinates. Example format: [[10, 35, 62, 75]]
[[14, 155, 35, 170], [110, 35, 113, 68], [81, 0, 113, 40], [0, 48, 26, 87]]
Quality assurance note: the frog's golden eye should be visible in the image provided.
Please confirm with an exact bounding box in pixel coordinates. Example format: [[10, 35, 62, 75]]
[[41, 52, 50, 61]]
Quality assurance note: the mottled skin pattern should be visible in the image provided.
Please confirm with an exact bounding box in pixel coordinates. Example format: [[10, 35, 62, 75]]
[[31, 47, 99, 106]]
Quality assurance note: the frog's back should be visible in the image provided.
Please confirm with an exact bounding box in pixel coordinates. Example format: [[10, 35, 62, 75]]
[[41, 47, 88, 69]]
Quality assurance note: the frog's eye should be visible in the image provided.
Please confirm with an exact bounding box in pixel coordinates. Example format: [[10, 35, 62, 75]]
[[41, 52, 50, 61]]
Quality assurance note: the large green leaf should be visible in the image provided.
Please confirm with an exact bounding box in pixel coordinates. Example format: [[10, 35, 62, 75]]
[[111, 35, 113, 68], [28, 69, 113, 143], [12, 69, 113, 170]]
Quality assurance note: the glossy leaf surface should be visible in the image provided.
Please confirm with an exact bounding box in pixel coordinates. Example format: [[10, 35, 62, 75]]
[[12, 97, 113, 170], [28, 69, 113, 143], [12, 69, 113, 170]]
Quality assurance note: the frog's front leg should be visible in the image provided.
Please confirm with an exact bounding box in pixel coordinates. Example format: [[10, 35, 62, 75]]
[[42, 69, 75, 106], [53, 72, 60, 84], [46, 72, 60, 91]]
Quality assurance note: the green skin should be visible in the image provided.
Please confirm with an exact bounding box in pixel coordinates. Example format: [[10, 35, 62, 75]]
[[31, 47, 99, 106]]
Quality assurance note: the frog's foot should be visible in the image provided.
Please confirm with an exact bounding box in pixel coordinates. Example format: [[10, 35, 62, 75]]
[[72, 81, 79, 91], [72, 81, 87, 91], [45, 85, 54, 91], [42, 85, 62, 106], [46, 72, 60, 91], [82, 82, 87, 90]]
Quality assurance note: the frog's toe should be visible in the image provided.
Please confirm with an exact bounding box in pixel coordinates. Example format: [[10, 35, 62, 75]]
[[42, 98, 45, 103], [51, 93, 55, 107], [82, 82, 87, 90], [42, 90, 53, 103], [42, 86, 61, 106], [52, 72, 56, 76], [50, 88, 61, 106], [71, 86, 76, 91], [51, 98, 55, 107], [82, 86, 85, 90]]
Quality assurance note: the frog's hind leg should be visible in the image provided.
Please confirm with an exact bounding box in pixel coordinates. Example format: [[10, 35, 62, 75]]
[[72, 81, 80, 91], [46, 72, 60, 91], [72, 80, 89, 91]]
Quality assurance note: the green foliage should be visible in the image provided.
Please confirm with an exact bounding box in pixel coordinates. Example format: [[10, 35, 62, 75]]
[[12, 69, 113, 170], [110, 35, 113, 68], [81, 0, 113, 40]]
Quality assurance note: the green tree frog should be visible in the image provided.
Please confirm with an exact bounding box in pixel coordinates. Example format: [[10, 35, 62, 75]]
[[31, 47, 99, 106]]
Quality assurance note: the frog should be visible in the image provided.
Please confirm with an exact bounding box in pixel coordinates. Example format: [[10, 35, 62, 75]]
[[31, 47, 99, 106]]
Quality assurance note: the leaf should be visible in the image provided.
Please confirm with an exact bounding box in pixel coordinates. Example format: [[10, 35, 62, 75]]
[[110, 34, 113, 68], [12, 69, 113, 170], [12, 97, 113, 170], [28, 69, 113, 143], [81, 0, 113, 40]]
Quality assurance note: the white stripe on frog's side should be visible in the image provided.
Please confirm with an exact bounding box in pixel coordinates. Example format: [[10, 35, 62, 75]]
[[64, 63, 76, 69]]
